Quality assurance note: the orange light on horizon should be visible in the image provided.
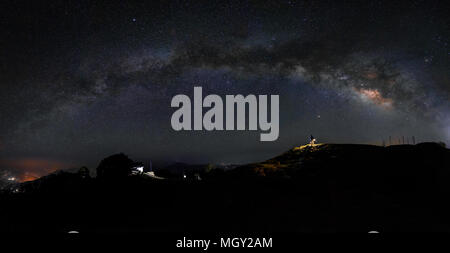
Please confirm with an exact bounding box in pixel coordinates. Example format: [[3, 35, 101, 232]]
[[0, 158, 72, 182], [21, 173, 40, 182]]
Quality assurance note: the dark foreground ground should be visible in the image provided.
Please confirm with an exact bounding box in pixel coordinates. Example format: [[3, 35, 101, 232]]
[[1, 143, 449, 244]]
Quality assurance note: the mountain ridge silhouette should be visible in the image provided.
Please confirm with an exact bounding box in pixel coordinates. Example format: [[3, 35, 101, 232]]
[[1, 142, 449, 234]]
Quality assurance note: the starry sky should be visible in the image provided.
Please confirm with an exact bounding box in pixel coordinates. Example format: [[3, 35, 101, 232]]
[[0, 0, 449, 181]]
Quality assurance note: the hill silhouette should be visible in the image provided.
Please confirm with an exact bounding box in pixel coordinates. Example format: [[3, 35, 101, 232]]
[[1, 142, 449, 235]]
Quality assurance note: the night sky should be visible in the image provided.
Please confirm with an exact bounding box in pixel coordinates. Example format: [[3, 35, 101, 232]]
[[0, 0, 449, 181]]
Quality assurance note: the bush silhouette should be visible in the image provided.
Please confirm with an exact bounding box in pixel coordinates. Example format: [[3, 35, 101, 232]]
[[96, 153, 134, 179]]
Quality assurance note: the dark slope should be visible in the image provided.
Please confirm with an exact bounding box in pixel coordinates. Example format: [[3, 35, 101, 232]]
[[232, 143, 448, 179], [0, 143, 449, 235]]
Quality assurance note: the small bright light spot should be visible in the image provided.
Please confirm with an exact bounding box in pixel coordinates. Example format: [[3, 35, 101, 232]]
[[183, 174, 187, 179], [68, 230, 79, 234], [7, 177, 16, 181], [368, 230, 379, 234], [135, 166, 144, 173]]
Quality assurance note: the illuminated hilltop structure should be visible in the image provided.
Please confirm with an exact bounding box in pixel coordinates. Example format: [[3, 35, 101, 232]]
[[309, 135, 317, 146]]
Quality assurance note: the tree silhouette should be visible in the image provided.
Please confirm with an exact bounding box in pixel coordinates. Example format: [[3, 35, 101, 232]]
[[96, 153, 134, 179]]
